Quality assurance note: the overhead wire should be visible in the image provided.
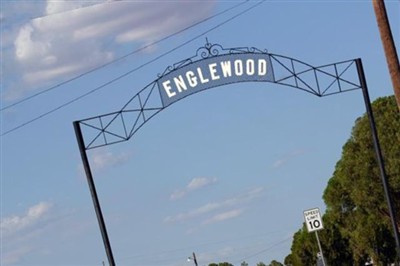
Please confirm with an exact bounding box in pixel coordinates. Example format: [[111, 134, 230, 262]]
[[118, 235, 292, 266], [232, 236, 292, 264], [1, 0, 266, 137], [118, 228, 289, 262], [116, 230, 293, 265], [0, 0, 249, 112]]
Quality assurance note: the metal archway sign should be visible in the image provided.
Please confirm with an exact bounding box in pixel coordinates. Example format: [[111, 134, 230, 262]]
[[73, 42, 400, 266]]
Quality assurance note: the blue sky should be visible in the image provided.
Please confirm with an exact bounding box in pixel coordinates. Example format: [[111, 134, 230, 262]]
[[1, 1, 399, 265]]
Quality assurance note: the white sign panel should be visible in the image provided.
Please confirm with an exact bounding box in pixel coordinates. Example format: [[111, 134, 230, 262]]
[[303, 207, 324, 232]]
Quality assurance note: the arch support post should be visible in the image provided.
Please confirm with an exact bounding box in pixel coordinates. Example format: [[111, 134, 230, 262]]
[[356, 58, 400, 264], [73, 121, 116, 266]]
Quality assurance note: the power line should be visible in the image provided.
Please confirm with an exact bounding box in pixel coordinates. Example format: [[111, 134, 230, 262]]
[[233, 237, 292, 265], [1, 0, 266, 137], [118, 229, 289, 262], [1, 0, 249, 112], [118, 235, 292, 266]]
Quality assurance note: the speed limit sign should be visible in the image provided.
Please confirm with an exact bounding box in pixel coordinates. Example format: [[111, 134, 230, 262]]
[[303, 208, 323, 232]]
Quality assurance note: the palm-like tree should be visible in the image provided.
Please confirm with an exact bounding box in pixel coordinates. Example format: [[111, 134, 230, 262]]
[[372, 0, 400, 111]]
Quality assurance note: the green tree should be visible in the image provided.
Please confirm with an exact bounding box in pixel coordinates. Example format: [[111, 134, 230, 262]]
[[318, 212, 353, 266], [268, 260, 283, 266], [240, 262, 249, 266], [323, 96, 399, 265], [284, 254, 293, 266], [256, 262, 266, 266], [285, 96, 399, 265], [287, 224, 318, 265]]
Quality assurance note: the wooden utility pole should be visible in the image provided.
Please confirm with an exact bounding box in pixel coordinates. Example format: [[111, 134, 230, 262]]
[[372, 0, 400, 111]]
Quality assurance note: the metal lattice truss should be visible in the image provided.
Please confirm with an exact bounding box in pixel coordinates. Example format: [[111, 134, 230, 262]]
[[77, 42, 362, 150], [270, 54, 360, 97]]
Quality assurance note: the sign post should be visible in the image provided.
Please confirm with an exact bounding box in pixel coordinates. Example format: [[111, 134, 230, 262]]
[[303, 208, 326, 266]]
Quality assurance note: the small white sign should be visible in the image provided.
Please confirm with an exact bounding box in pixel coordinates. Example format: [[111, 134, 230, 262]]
[[303, 207, 324, 232]]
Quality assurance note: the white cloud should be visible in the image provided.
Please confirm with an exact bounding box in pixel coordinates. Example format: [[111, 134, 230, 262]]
[[170, 177, 217, 200], [188, 177, 217, 190], [2, 246, 33, 265], [164, 187, 264, 223], [1, 202, 53, 236], [45, 0, 105, 15], [272, 149, 306, 168], [202, 209, 243, 225], [1, 1, 45, 26], [1, 203, 89, 265], [90, 149, 132, 172], [77, 150, 132, 178], [2, 0, 216, 100]]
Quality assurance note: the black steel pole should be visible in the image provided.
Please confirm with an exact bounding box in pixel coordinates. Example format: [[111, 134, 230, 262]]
[[192, 252, 198, 266], [73, 121, 116, 266], [356, 58, 400, 263]]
